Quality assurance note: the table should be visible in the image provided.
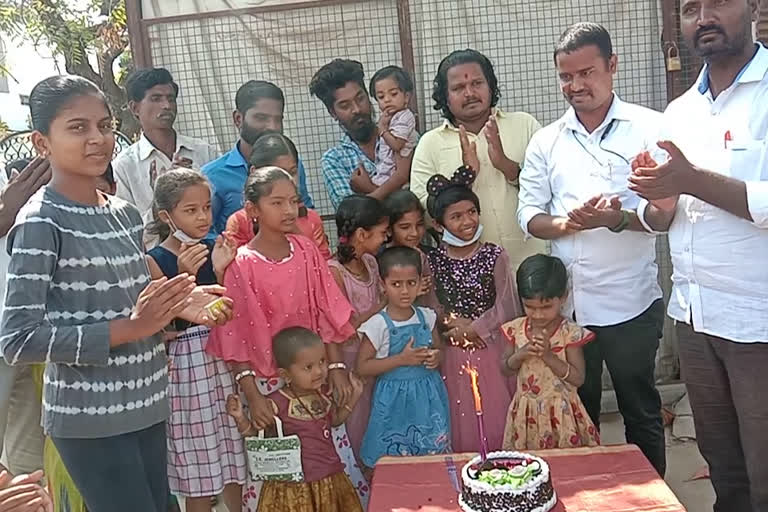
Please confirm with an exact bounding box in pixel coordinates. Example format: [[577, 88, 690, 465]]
[[369, 444, 686, 512]]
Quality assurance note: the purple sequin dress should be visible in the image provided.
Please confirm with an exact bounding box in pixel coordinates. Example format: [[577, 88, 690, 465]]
[[428, 243, 521, 453]]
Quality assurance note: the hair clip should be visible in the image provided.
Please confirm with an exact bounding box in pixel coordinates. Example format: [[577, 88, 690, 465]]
[[426, 165, 477, 198], [338, 235, 349, 244]]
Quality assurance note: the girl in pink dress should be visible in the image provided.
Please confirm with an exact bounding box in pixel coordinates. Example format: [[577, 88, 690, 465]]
[[224, 133, 330, 258], [206, 168, 369, 510], [424, 166, 521, 453], [327, 195, 389, 460]]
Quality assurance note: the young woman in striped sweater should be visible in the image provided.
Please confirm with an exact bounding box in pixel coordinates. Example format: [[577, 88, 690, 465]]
[[0, 75, 233, 512]]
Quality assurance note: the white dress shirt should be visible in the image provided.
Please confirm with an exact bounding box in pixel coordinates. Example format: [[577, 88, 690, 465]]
[[639, 44, 768, 343], [112, 133, 219, 218], [519, 95, 662, 327]]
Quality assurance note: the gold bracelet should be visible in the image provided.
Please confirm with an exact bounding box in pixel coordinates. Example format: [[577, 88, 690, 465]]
[[560, 364, 571, 381]]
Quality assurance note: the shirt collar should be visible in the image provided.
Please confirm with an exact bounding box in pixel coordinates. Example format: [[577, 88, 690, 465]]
[[224, 142, 249, 169], [440, 108, 506, 131], [137, 131, 192, 161], [561, 93, 630, 135], [696, 43, 768, 95], [339, 133, 369, 154]]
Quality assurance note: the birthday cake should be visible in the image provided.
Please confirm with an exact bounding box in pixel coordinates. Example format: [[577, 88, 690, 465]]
[[459, 451, 556, 512]]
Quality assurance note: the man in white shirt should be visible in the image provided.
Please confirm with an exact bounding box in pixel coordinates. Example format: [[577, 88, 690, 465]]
[[630, 1, 768, 508], [112, 68, 218, 221], [0, 157, 48, 476], [518, 23, 665, 475]]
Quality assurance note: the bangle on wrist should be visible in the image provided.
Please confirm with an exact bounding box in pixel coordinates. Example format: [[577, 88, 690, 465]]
[[609, 209, 631, 233], [560, 364, 571, 381], [328, 362, 347, 371], [235, 370, 256, 385]]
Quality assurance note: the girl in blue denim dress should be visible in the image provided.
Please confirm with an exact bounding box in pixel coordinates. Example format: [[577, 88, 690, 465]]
[[356, 246, 450, 469]]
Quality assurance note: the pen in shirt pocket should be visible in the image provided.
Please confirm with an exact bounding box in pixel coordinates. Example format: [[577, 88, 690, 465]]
[[724, 130, 732, 150]]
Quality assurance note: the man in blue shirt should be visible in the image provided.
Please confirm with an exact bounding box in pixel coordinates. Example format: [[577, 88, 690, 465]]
[[203, 80, 314, 235]]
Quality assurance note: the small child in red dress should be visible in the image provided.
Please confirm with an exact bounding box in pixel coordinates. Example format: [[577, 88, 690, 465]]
[[227, 327, 365, 512]]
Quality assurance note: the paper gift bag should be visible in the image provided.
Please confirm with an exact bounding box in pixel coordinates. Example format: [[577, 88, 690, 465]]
[[245, 416, 304, 482]]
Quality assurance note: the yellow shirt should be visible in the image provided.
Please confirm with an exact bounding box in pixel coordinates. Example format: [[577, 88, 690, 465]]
[[410, 109, 546, 270]]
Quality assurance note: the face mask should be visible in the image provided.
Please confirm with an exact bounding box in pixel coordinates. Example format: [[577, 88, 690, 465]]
[[442, 224, 483, 248], [163, 212, 204, 244]]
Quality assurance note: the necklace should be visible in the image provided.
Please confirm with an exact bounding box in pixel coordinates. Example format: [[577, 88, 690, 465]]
[[446, 243, 481, 261], [344, 260, 369, 280], [289, 387, 331, 440]]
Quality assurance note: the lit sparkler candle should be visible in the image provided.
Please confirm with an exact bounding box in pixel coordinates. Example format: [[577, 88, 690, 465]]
[[463, 363, 488, 461]]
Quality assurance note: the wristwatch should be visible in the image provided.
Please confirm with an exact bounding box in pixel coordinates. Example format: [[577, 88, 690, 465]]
[[609, 209, 631, 233]]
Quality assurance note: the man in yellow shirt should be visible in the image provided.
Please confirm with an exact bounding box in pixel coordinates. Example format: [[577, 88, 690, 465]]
[[410, 49, 545, 269]]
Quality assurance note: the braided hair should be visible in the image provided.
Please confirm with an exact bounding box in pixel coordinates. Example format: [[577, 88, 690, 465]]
[[335, 195, 388, 264]]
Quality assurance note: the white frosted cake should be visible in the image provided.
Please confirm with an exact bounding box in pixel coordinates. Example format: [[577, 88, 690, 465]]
[[459, 451, 556, 512]]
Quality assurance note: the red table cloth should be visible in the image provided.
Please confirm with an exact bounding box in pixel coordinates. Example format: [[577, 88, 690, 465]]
[[369, 444, 686, 512]]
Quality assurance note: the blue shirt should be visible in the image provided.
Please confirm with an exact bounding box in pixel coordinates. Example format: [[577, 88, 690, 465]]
[[203, 143, 314, 235], [321, 134, 376, 210]]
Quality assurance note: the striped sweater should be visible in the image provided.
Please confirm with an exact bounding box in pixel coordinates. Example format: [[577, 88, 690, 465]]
[[0, 186, 169, 438]]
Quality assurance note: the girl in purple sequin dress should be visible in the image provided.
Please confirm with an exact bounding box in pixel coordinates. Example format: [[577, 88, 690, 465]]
[[425, 166, 521, 453]]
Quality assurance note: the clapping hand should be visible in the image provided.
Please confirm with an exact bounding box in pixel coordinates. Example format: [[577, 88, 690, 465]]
[[459, 125, 481, 172], [0, 469, 53, 512], [132, 275, 196, 338], [628, 147, 682, 212], [484, 116, 516, 176], [567, 195, 623, 231], [516, 341, 544, 360], [178, 285, 234, 327], [529, 327, 554, 363], [212, 233, 237, 282], [177, 242, 209, 277], [0, 157, 51, 214]]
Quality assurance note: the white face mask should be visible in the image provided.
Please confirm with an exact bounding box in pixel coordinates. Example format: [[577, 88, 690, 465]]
[[442, 224, 484, 248], [163, 212, 204, 244]]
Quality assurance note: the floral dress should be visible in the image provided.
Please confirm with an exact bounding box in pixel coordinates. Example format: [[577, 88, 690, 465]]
[[501, 317, 600, 450]]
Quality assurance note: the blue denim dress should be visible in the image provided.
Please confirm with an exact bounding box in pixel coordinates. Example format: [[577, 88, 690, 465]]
[[360, 307, 451, 467]]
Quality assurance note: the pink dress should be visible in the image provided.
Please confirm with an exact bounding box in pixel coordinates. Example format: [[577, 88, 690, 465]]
[[227, 208, 331, 259], [427, 244, 522, 453], [206, 234, 355, 377], [327, 254, 381, 460]]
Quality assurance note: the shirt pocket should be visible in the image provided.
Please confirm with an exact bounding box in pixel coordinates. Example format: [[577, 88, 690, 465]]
[[437, 144, 462, 175], [603, 162, 634, 201], [728, 138, 766, 181]]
